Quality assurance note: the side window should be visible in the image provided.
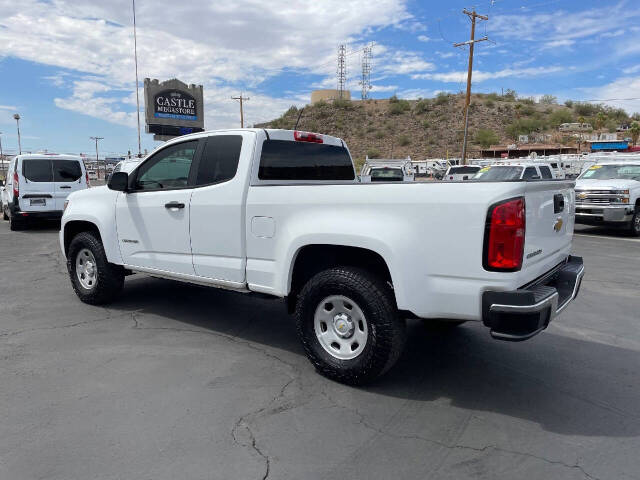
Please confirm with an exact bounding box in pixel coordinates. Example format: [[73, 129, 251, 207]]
[[539, 166, 553, 179], [23, 159, 53, 182], [134, 141, 198, 191], [523, 167, 539, 180], [53, 160, 82, 182], [195, 135, 242, 186]]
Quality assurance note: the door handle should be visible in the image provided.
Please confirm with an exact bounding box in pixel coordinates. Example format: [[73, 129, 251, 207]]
[[553, 194, 565, 214], [59, 186, 71, 189], [165, 202, 185, 209]]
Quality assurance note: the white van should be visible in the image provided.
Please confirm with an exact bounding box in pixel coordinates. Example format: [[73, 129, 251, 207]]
[[2, 154, 89, 230]]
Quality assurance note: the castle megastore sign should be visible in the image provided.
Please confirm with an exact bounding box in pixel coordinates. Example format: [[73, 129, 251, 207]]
[[154, 90, 198, 121]]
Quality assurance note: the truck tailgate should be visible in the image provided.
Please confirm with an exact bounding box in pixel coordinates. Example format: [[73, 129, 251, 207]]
[[518, 180, 575, 284]]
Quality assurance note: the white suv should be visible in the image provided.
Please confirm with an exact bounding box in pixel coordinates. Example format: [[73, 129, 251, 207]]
[[2, 154, 89, 230]]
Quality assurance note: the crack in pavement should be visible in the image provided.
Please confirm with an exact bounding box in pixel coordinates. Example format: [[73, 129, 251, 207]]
[[319, 390, 601, 480], [131, 311, 301, 480]]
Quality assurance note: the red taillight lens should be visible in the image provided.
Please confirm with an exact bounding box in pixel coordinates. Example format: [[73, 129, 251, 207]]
[[484, 197, 525, 271], [294, 131, 323, 143], [85, 169, 90, 187], [13, 170, 19, 198]]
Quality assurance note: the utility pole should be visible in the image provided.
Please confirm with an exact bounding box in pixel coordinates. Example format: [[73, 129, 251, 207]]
[[13, 114, 22, 155], [360, 43, 373, 100], [231, 94, 250, 128], [454, 9, 488, 164], [90, 137, 104, 181], [132, 0, 142, 158], [337, 44, 347, 99], [0, 132, 3, 178]]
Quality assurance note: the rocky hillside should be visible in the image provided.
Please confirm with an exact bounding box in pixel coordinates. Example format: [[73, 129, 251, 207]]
[[256, 92, 636, 170]]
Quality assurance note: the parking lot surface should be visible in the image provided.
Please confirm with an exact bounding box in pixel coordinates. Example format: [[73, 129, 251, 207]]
[[1, 221, 639, 480]]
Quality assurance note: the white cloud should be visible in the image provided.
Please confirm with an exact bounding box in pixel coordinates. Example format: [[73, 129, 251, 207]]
[[0, 0, 413, 128], [543, 39, 575, 49], [583, 76, 640, 115], [417, 35, 430, 42], [623, 65, 640, 74], [412, 66, 564, 83], [0, 105, 18, 111]]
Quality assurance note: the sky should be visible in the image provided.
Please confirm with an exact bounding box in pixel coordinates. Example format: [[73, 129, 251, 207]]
[[0, 0, 639, 157]]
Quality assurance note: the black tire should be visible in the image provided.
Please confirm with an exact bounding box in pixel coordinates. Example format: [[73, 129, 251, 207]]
[[9, 213, 24, 231], [630, 210, 640, 237], [295, 267, 406, 385], [67, 231, 124, 305], [2, 206, 8, 221]]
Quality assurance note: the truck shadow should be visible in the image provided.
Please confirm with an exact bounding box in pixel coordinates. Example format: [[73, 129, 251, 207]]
[[109, 275, 640, 439]]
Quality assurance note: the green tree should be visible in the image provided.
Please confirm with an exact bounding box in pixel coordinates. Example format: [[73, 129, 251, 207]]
[[630, 121, 640, 146], [549, 109, 574, 127], [474, 129, 500, 148], [595, 112, 607, 130], [539, 94, 557, 105]]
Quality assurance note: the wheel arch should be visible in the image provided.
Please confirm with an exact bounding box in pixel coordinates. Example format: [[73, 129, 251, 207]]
[[286, 243, 396, 313], [63, 220, 103, 256]]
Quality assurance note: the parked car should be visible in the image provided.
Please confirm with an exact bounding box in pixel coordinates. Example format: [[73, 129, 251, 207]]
[[471, 162, 556, 181], [360, 158, 414, 182], [575, 162, 640, 236], [442, 165, 481, 181], [2, 154, 89, 230], [60, 129, 583, 384]]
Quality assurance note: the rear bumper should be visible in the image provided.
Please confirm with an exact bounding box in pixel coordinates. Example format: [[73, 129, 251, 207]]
[[482, 256, 584, 341], [9, 201, 63, 220], [575, 204, 634, 224]]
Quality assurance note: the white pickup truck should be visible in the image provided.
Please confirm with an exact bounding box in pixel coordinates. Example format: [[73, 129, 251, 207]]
[[575, 161, 640, 236], [60, 129, 584, 384]]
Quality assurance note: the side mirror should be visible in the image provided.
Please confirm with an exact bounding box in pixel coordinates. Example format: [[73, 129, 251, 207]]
[[108, 172, 129, 192]]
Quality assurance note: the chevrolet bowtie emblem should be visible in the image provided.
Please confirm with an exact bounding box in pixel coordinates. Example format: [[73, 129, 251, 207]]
[[577, 192, 588, 200], [554, 218, 563, 233]]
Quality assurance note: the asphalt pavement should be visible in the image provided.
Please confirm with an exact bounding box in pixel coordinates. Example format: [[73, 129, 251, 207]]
[[1, 220, 639, 480]]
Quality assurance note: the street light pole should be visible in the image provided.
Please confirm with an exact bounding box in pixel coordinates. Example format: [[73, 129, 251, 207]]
[[13, 114, 22, 155], [90, 137, 104, 180], [132, 0, 142, 158], [0, 132, 4, 178]]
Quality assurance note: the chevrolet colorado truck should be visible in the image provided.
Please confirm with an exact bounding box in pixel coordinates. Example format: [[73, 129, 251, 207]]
[[60, 129, 584, 384], [575, 161, 640, 236]]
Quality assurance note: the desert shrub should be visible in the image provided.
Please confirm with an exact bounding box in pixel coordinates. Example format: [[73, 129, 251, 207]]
[[435, 92, 450, 105], [314, 99, 327, 108], [474, 128, 499, 148], [505, 118, 547, 139], [503, 89, 517, 101], [520, 97, 535, 105], [422, 120, 430, 129], [333, 98, 353, 109], [414, 98, 431, 114], [485, 99, 495, 108], [549, 108, 574, 126], [398, 135, 411, 146], [366, 148, 381, 158], [539, 94, 557, 105], [564, 100, 574, 108], [486, 92, 500, 101], [574, 102, 600, 116], [389, 99, 411, 115], [521, 105, 536, 116], [285, 105, 298, 116], [374, 130, 385, 139]]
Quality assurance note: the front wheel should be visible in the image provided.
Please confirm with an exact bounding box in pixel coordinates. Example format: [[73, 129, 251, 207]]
[[630, 210, 640, 237], [68, 231, 124, 305], [295, 267, 406, 385]]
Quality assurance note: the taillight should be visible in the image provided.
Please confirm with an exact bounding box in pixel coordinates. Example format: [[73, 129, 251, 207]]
[[294, 131, 323, 143], [85, 169, 90, 187], [13, 170, 19, 198], [484, 197, 525, 271]]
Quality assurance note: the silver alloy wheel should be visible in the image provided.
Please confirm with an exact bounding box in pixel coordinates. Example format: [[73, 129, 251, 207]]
[[76, 248, 98, 290], [314, 295, 368, 360]]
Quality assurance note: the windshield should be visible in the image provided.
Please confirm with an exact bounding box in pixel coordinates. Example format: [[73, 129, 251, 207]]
[[370, 167, 404, 181], [579, 164, 640, 180], [472, 165, 524, 181], [448, 166, 479, 175]]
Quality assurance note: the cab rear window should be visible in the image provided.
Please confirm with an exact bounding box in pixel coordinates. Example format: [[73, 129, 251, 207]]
[[23, 159, 53, 182], [258, 140, 355, 181], [448, 166, 480, 175]]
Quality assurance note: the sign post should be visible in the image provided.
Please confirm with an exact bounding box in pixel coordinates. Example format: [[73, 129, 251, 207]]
[[144, 78, 204, 142]]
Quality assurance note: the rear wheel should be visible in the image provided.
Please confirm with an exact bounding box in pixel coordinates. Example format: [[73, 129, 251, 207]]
[[9, 213, 24, 231], [295, 267, 406, 385], [68, 231, 124, 304], [2, 205, 8, 221]]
